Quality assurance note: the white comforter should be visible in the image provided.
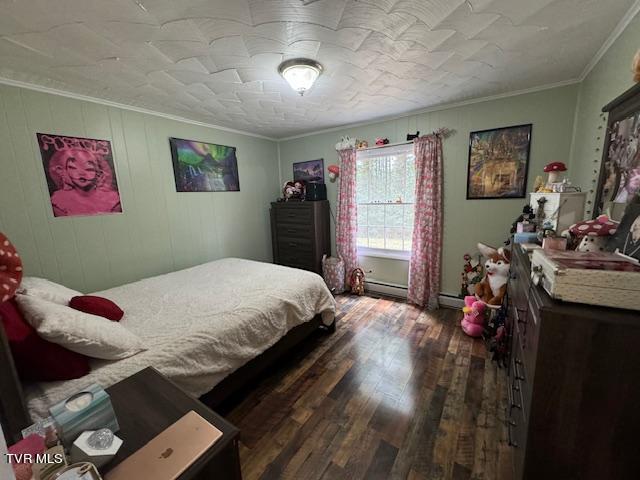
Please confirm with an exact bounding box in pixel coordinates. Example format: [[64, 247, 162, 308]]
[[24, 258, 336, 419]]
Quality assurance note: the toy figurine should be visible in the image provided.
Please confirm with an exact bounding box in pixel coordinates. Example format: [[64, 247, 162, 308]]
[[349, 268, 365, 295], [461, 295, 486, 337]]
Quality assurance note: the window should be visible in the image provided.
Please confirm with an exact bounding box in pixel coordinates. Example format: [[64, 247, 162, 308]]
[[356, 143, 415, 257]]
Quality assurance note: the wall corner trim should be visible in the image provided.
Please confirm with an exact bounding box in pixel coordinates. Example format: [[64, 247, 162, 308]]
[[578, 0, 640, 82]]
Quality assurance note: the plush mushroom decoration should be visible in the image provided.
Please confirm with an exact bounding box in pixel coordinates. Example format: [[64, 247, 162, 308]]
[[327, 164, 340, 182], [569, 215, 618, 253], [0, 233, 23, 303], [543, 161, 567, 184]]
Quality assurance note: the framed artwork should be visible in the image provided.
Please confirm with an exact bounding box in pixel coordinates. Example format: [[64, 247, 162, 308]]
[[36, 133, 122, 217], [466, 124, 532, 199], [594, 83, 640, 218], [293, 158, 324, 183], [607, 203, 640, 261], [169, 137, 240, 192]]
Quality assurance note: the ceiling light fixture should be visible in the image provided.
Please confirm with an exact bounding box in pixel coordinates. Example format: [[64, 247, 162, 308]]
[[278, 58, 323, 96]]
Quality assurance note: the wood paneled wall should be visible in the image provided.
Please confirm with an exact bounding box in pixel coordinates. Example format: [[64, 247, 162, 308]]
[[0, 85, 279, 293]]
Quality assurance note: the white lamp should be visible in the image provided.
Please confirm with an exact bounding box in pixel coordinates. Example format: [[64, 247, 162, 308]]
[[278, 58, 323, 96]]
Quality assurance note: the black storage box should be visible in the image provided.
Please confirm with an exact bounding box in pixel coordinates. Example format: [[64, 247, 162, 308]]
[[305, 182, 327, 201]]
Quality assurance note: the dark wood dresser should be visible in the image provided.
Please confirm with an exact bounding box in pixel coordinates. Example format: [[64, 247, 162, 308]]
[[506, 246, 640, 480], [270, 200, 330, 274]]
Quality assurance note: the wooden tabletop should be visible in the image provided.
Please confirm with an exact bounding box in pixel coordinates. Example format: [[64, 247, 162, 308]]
[[101, 367, 239, 478]]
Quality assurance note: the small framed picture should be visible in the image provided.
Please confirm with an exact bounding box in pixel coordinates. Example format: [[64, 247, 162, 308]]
[[467, 124, 532, 199], [293, 159, 324, 183]]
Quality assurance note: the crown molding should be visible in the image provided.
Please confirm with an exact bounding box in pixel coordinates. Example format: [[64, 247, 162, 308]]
[[0, 76, 278, 141], [278, 78, 580, 142], [578, 0, 640, 82]]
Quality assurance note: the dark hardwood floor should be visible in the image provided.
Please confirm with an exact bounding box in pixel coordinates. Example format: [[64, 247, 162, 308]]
[[224, 295, 513, 480]]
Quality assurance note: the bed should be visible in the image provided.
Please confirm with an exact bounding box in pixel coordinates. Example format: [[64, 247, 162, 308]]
[[0, 258, 336, 440]]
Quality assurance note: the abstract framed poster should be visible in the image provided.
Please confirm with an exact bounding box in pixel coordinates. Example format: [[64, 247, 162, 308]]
[[169, 137, 240, 192], [466, 124, 532, 199], [595, 83, 640, 218], [293, 158, 324, 183], [36, 133, 122, 217]]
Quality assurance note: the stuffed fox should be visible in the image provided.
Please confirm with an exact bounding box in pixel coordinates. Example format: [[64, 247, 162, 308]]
[[474, 243, 510, 306]]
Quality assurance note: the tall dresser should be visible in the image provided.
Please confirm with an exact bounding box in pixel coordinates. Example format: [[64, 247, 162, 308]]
[[270, 200, 330, 275], [505, 245, 640, 480]]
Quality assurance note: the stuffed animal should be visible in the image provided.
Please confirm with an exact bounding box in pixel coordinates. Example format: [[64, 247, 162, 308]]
[[282, 180, 305, 201], [375, 137, 389, 146], [349, 268, 365, 295], [356, 139, 368, 149], [461, 295, 486, 337], [475, 243, 510, 306], [633, 49, 640, 83], [335, 136, 356, 150], [510, 205, 536, 234], [460, 253, 483, 297], [569, 215, 618, 252], [406, 131, 420, 141]]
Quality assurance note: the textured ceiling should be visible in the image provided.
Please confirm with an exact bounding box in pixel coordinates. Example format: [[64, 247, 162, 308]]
[[0, 0, 634, 138]]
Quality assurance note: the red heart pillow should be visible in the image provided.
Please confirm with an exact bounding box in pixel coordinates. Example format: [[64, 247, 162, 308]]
[[0, 299, 90, 381], [0, 233, 23, 303], [69, 295, 124, 321]]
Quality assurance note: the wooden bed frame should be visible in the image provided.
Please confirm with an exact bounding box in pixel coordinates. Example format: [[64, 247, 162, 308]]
[[0, 314, 334, 443]]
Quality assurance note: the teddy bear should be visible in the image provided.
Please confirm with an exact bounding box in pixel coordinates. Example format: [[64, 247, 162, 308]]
[[461, 295, 486, 337]]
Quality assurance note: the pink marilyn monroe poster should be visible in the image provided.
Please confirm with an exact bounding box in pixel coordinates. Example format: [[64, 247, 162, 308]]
[[37, 133, 122, 217]]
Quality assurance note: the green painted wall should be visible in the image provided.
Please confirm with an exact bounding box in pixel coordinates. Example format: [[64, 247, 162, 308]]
[[0, 85, 279, 293], [570, 13, 640, 213], [279, 85, 580, 295]]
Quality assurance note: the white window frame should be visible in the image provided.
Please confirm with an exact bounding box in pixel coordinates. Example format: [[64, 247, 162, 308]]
[[356, 142, 415, 260]]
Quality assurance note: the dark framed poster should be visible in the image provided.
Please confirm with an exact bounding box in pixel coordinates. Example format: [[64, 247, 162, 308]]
[[36, 133, 122, 217], [466, 124, 532, 199], [169, 137, 240, 192]]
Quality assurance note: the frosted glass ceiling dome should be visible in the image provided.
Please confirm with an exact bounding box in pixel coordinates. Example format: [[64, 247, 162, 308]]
[[278, 58, 323, 96]]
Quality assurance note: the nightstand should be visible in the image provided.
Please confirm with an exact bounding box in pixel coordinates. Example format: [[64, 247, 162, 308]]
[[101, 367, 241, 480]]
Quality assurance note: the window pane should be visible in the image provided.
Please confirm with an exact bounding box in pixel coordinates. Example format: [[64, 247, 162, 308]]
[[358, 204, 368, 226], [368, 226, 384, 248], [385, 204, 403, 227], [368, 204, 385, 226], [404, 228, 413, 251], [405, 156, 416, 203], [385, 227, 403, 250], [403, 206, 414, 228], [357, 227, 368, 247]]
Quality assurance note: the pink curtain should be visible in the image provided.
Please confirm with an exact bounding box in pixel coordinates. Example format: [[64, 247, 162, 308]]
[[408, 135, 443, 309], [336, 148, 358, 285]]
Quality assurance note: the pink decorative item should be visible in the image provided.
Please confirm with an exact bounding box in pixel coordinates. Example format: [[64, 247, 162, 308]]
[[327, 164, 340, 182], [322, 255, 345, 294], [335, 148, 358, 285], [542, 237, 567, 251], [461, 295, 486, 337], [8, 434, 46, 480], [408, 135, 443, 309], [0, 232, 23, 303], [375, 137, 389, 146]]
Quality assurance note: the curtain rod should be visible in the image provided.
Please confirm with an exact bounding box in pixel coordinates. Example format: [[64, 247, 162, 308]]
[[357, 140, 413, 152]]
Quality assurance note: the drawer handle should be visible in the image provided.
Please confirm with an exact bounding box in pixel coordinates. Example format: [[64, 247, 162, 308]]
[[286, 229, 297, 234], [514, 361, 525, 382], [289, 242, 298, 247], [507, 419, 518, 448]]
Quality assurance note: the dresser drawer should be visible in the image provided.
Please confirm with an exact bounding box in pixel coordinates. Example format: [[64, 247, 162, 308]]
[[274, 205, 312, 224], [275, 223, 313, 238], [508, 399, 528, 480], [277, 237, 313, 257], [278, 251, 314, 271]]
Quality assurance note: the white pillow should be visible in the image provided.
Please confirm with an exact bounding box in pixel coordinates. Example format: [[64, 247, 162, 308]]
[[18, 277, 82, 305], [15, 294, 146, 360]]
